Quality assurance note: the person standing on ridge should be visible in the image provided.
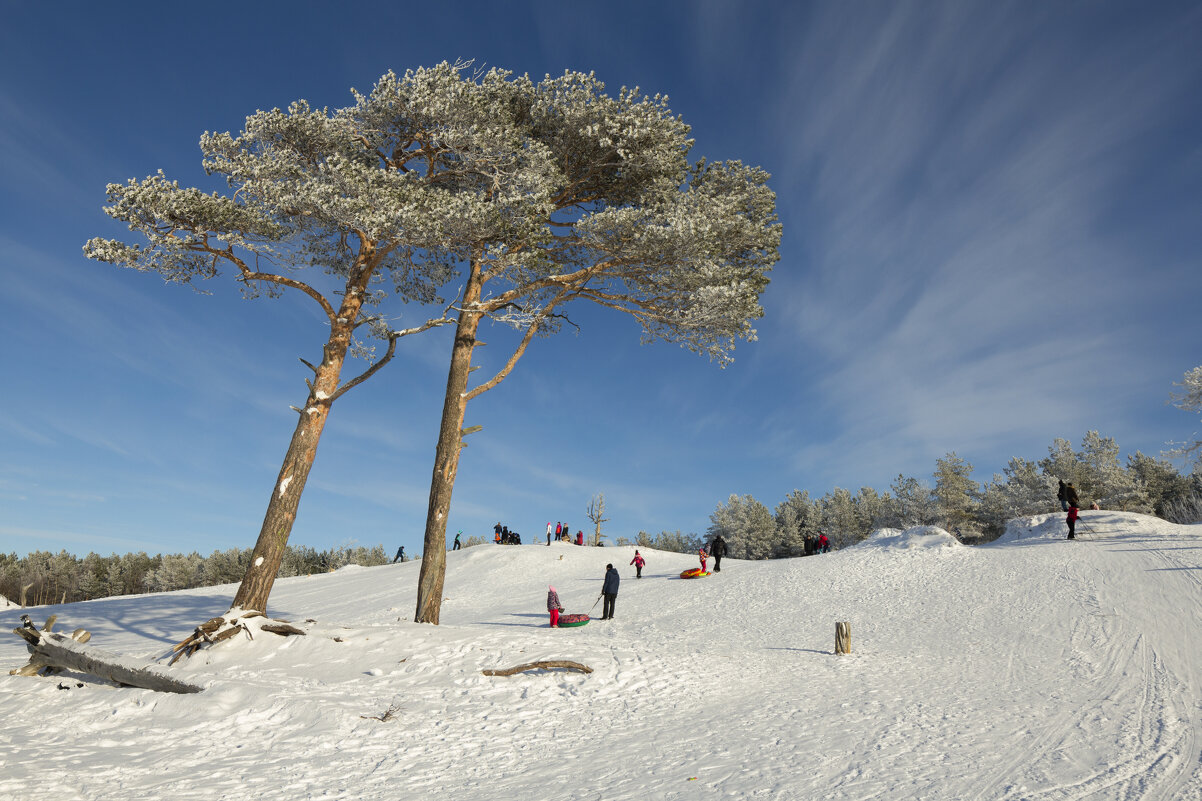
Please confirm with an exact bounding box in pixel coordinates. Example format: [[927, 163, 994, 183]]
[[452, 531, 462, 551], [547, 585, 564, 628], [393, 546, 405, 563], [555, 521, 563, 540], [547, 521, 553, 544], [630, 550, 646, 578], [600, 564, 620, 620], [709, 534, 727, 572], [575, 530, 584, 546]]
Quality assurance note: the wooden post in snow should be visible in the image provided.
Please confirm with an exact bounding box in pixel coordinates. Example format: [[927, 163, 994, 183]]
[[835, 621, 851, 655]]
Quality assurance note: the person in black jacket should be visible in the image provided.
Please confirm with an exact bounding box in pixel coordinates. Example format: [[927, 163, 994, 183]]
[[710, 534, 728, 572], [1057, 480, 1069, 512], [1065, 482, 1081, 510], [600, 564, 620, 620]]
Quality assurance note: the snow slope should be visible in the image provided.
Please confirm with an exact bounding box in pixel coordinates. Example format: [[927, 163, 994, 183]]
[[2, 513, 1201, 800]]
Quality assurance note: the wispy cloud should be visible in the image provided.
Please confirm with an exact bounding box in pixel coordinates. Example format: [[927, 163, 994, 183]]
[[756, 3, 1202, 483]]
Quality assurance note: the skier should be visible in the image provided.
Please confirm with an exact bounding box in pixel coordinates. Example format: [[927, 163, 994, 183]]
[[600, 564, 620, 620], [547, 585, 564, 628], [1066, 505, 1079, 539], [698, 546, 708, 574], [452, 531, 462, 551], [630, 550, 646, 578], [392, 546, 405, 563], [709, 534, 727, 572]]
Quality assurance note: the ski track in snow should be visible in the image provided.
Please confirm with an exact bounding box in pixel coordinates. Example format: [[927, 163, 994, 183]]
[[2, 513, 1202, 799]]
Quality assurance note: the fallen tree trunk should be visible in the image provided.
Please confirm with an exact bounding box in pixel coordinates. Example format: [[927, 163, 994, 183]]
[[482, 660, 593, 676], [11, 623, 203, 694]]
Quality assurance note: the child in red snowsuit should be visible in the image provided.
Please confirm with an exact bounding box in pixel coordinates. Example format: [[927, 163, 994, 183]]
[[1066, 506, 1079, 539], [547, 586, 564, 627], [699, 547, 708, 573]]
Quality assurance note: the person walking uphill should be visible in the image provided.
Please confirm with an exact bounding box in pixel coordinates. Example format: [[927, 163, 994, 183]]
[[393, 546, 405, 563], [1064, 481, 1082, 540], [600, 564, 620, 620], [547, 585, 564, 628], [452, 531, 461, 551], [1057, 480, 1069, 512], [709, 535, 727, 572], [630, 550, 646, 578]]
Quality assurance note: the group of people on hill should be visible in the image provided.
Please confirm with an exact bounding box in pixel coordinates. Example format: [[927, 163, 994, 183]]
[[494, 523, 522, 545], [547, 521, 585, 546], [544, 536, 731, 627], [802, 533, 830, 556]]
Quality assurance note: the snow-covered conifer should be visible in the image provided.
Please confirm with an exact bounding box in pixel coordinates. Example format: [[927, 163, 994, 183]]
[[932, 452, 982, 539], [709, 495, 776, 559]]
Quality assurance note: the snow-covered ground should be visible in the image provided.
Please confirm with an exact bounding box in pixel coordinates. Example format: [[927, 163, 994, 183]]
[[3, 512, 1201, 800]]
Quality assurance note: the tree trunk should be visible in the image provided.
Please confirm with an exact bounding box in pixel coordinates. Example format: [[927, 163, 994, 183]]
[[415, 267, 483, 624], [12, 627, 203, 694], [230, 292, 367, 614]]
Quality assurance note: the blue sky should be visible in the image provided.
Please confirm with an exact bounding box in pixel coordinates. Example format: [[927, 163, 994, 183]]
[[1, 1, 1199, 558]]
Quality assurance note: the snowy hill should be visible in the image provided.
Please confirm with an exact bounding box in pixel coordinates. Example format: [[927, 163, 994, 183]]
[[3, 513, 1202, 800]]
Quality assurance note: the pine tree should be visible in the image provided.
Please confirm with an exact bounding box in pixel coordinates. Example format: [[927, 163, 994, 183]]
[[817, 488, 860, 549], [1079, 431, 1149, 511], [1169, 366, 1202, 469], [932, 452, 982, 539], [709, 495, 776, 559]]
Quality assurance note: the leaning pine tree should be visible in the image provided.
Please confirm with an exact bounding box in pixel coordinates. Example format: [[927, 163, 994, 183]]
[[339, 64, 781, 623], [83, 94, 466, 616]]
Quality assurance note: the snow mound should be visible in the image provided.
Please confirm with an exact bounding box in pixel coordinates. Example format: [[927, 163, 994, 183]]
[[991, 509, 1188, 545], [856, 525, 961, 550]]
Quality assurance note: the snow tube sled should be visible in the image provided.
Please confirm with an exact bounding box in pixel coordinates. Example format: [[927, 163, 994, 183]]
[[557, 613, 590, 627], [679, 568, 711, 579]]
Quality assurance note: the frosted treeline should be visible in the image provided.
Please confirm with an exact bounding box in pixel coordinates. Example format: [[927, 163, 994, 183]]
[[628, 431, 1202, 558], [1, 544, 388, 608]]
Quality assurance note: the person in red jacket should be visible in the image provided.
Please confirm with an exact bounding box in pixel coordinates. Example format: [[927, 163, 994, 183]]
[[630, 550, 646, 578], [817, 534, 830, 553], [699, 546, 708, 573], [575, 531, 584, 546], [1066, 505, 1079, 539]]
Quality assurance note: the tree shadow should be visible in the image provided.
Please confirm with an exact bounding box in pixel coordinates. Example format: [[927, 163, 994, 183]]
[[1, 591, 234, 655], [764, 647, 831, 655]]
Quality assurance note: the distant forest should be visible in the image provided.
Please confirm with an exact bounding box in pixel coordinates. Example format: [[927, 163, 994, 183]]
[[2, 544, 390, 608], [4, 431, 1200, 609]]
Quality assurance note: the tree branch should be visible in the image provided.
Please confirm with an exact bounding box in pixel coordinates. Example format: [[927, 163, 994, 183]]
[[326, 314, 456, 404]]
